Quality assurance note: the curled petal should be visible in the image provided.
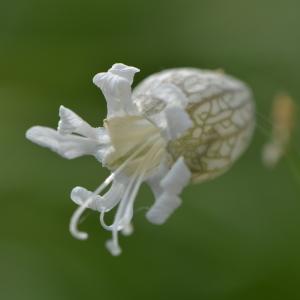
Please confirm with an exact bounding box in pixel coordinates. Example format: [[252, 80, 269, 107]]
[[71, 186, 103, 211], [70, 183, 124, 213]]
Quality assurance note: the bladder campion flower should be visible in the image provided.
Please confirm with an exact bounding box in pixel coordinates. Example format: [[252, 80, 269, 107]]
[[26, 63, 255, 255]]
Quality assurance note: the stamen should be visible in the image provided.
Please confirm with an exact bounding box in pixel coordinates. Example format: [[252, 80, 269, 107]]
[[106, 172, 140, 255], [97, 180, 125, 212], [103, 142, 165, 255], [121, 148, 165, 227], [69, 133, 161, 240], [100, 142, 163, 230]]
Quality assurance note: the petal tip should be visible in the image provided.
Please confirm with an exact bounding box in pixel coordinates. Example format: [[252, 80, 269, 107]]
[[92, 72, 106, 87], [25, 126, 47, 142]]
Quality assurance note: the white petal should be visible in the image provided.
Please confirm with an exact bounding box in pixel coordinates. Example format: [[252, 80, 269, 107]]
[[71, 179, 127, 213], [135, 83, 191, 139], [26, 126, 100, 159], [164, 106, 193, 140], [146, 163, 169, 198], [70, 186, 102, 211], [161, 156, 191, 195], [93, 63, 140, 117], [58, 106, 84, 135], [146, 193, 182, 225], [58, 106, 104, 141], [151, 83, 189, 107], [109, 63, 140, 84], [94, 146, 113, 164], [146, 157, 191, 225]]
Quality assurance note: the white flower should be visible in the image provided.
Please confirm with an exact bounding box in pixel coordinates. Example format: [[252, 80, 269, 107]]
[[26, 63, 192, 256]]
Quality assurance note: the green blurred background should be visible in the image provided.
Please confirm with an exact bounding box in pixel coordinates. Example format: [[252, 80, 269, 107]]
[[1, 0, 300, 299]]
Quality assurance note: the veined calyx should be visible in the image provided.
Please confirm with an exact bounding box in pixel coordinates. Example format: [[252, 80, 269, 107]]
[[26, 63, 255, 255]]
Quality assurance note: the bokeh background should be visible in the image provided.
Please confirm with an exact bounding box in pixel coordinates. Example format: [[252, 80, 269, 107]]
[[1, 0, 300, 299]]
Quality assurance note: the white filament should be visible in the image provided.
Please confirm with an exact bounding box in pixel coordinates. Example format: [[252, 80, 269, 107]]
[[101, 142, 164, 255], [69, 133, 161, 240]]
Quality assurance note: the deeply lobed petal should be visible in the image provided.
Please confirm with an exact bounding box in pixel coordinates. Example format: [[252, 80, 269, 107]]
[[93, 63, 140, 117], [26, 126, 101, 159], [26, 106, 111, 163]]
